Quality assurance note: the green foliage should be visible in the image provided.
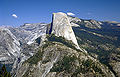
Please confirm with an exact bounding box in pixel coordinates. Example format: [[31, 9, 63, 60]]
[[50, 56, 76, 73], [72, 59, 104, 76], [24, 41, 56, 65], [46, 34, 81, 52], [83, 59, 93, 67], [24, 48, 43, 65], [81, 59, 94, 73], [72, 26, 120, 76], [83, 60, 103, 73], [25, 40, 65, 65], [51, 55, 104, 76], [46, 33, 105, 76], [0, 65, 11, 77], [72, 26, 120, 62]]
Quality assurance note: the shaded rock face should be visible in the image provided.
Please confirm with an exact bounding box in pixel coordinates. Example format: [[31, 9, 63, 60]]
[[49, 12, 80, 49], [0, 23, 47, 63], [8, 23, 47, 45], [0, 27, 20, 64], [16, 42, 115, 77], [0, 23, 47, 75]]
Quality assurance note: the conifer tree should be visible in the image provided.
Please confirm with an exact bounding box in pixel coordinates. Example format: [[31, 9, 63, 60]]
[[0, 64, 11, 77]]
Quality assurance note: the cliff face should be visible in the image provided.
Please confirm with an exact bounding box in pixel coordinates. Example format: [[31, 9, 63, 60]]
[[8, 23, 47, 45], [0, 27, 20, 64], [16, 41, 115, 77], [48, 12, 80, 49], [0, 23, 47, 75]]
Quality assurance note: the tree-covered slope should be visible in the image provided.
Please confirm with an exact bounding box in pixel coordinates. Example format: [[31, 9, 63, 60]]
[[71, 17, 120, 77], [16, 35, 115, 77]]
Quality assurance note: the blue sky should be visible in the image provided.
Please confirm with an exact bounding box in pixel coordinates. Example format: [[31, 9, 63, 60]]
[[0, 0, 120, 27]]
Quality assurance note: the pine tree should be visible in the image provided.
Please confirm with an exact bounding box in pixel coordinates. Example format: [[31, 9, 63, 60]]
[[0, 64, 11, 77]]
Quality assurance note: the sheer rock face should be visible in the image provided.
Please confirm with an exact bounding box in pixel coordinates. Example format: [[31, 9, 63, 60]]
[[8, 23, 47, 45], [49, 12, 80, 49], [0, 23, 47, 74], [0, 27, 20, 63]]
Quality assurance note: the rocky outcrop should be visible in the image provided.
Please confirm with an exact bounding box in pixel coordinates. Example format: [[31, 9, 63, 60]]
[[8, 23, 47, 76], [48, 12, 80, 49], [0, 23, 47, 75], [68, 16, 81, 27], [68, 16, 102, 29], [16, 42, 115, 77], [0, 27, 20, 64], [8, 23, 47, 45]]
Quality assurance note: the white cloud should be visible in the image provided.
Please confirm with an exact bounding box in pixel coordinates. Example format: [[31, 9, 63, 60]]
[[12, 14, 18, 18], [67, 12, 75, 16]]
